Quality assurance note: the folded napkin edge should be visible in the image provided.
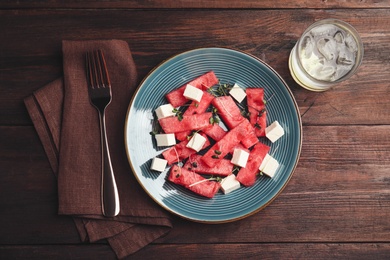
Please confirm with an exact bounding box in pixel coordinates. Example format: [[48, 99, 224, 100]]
[[24, 94, 59, 173]]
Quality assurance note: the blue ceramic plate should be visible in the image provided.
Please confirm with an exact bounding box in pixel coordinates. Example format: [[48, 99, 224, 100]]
[[125, 48, 302, 223]]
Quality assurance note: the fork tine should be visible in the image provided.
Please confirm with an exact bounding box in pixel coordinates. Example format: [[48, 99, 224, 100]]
[[90, 51, 98, 88], [96, 50, 111, 88], [87, 51, 97, 89], [86, 50, 109, 89], [87, 50, 111, 89], [93, 50, 103, 89], [91, 51, 101, 89]]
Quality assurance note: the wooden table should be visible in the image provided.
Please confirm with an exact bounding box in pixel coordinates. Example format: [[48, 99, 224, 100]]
[[1, 1, 390, 259]]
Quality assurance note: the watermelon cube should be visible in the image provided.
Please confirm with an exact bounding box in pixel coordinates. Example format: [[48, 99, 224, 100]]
[[175, 130, 192, 141], [238, 118, 259, 149], [165, 71, 219, 107], [158, 112, 212, 134], [212, 96, 245, 129], [236, 142, 270, 186], [201, 119, 249, 168], [184, 91, 215, 116], [168, 165, 221, 198], [246, 88, 267, 137], [202, 123, 227, 142], [184, 154, 233, 177]]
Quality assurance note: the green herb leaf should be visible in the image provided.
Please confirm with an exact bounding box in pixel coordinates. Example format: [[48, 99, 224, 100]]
[[258, 108, 266, 117], [207, 81, 234, 97], [209, 107, 220, 125], [172, 108, 184, 121]]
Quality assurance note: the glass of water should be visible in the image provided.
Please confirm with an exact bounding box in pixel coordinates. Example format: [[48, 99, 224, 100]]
[[289, 18, 364, 91]]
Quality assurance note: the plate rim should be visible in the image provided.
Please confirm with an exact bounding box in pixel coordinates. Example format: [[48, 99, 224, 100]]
[[124, 47, 302, 223]]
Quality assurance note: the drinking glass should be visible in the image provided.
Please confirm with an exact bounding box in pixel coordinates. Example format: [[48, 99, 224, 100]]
[[289, 18, 363, 91]]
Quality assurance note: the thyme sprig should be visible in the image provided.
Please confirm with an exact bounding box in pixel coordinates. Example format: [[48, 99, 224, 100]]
[[237, 101, 250, 119], [232, 166, 240, 174], [207, 81, 234, 97], [188, 176, 223, 187], [186, 130, 201, 141], [172, 108, 184, 121]]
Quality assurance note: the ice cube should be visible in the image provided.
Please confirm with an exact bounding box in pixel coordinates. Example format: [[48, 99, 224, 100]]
[[334, 31, 345, 44], [320, 65, 336, 80], [310, 24, 338, 39], [302, 35, 315, 59], [337, 45, 355, 66], [334, 66, 351, 80], [317, 37, 337, 61], [345, 33, 358, 52]]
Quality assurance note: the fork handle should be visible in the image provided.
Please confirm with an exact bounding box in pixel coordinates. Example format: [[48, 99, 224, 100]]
[[99, 111, 120, 217]]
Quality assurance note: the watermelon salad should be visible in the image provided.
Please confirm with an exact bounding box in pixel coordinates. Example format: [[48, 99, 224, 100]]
[[149, 70, 285, 198]]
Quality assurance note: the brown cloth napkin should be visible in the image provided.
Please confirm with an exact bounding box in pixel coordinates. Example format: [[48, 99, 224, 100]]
[[24, 40, 172, 258]]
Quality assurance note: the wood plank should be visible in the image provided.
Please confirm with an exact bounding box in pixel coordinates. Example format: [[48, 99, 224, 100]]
[[134, 243, 390, 259], [0, 245, 115, 259], [1, 9, 389, 126], [1, 125, 390, 244], [161, 125, 390, 243], [0, 126, 79, 244], [0, 0, 389, 9], [2, 243, 390, 259], [2, 3, 389, 258]]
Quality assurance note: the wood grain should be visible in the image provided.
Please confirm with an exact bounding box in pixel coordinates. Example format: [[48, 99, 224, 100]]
[[2, 243, 390, 259], [0, 0, 390, 9], [1, 125, 389, 244], [1, 9, 389, 126], [1, 3, 390, 259]]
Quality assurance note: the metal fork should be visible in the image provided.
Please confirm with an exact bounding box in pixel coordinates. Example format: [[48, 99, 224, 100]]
[[86, 49, 120, 217]]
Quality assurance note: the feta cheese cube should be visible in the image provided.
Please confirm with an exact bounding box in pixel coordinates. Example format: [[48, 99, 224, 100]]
[[155, 133, 176, 147], [186, 132, 207, 152], [183, 84, 203, 103], [155, 104, 175, 119], [259, 153, 279, 178], [231, 148, 250, 168], [150, 157, 168, 172], [220, 174, 241, 194], [265, 121, 285, 143], [229, 83, 247, 103]]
